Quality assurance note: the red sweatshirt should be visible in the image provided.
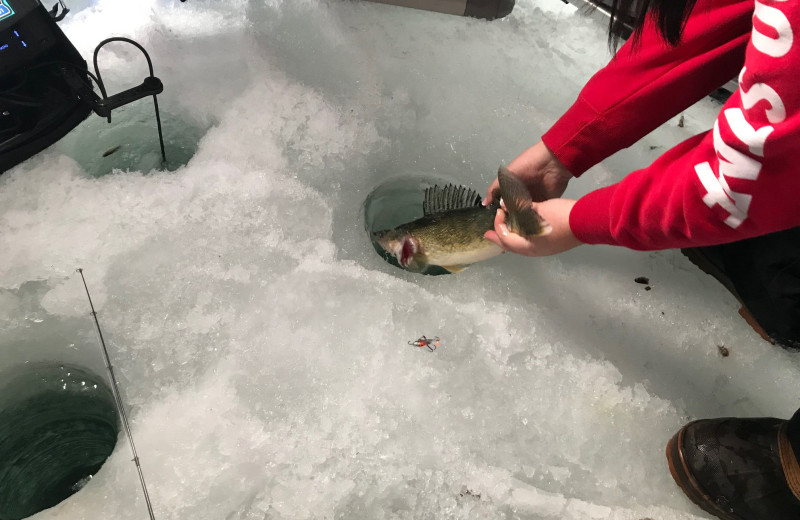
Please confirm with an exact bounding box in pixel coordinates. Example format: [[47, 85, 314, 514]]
[[543, 0, 800, 250]]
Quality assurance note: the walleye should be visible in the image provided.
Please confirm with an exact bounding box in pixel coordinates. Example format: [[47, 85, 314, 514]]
[[372, 166, 551, 273]]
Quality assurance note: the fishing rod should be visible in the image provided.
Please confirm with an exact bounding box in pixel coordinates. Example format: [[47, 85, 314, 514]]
[[77, 268, 157, 520]]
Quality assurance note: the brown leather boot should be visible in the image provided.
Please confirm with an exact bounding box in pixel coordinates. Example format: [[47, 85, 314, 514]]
[[666, 417, 800, 520]]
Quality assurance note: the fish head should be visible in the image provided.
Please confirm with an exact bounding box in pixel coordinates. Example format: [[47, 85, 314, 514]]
[[372, 229, 420, 269]]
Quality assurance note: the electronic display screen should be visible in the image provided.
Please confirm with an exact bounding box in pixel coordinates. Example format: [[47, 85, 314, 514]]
[[0, 1, 15, 23]]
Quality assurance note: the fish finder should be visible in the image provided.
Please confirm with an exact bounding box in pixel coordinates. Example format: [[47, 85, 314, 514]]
[[0, 0, 63, 73], [0, 0, 91, 172], [0, 0, 166, 173]]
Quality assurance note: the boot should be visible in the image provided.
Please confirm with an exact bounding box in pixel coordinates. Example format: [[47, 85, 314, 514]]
[[666, 417, 800, 520]]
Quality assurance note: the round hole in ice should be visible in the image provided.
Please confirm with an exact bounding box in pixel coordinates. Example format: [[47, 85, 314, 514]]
[[364, 173, 471, 276], [0, 363, 119, 520], [56, 103, 207, 176]]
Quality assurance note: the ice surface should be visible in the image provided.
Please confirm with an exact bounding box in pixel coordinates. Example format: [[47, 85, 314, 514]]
[[1, 0, 800, 519]]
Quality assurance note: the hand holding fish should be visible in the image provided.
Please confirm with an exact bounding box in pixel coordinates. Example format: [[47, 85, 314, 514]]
[[485, 198, 583, 257], [484, 141, 573, 205]]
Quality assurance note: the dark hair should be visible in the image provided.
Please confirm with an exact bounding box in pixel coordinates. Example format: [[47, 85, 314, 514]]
[[605, 0, 699, 49]]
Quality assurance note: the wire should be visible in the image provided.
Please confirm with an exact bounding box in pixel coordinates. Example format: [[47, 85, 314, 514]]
[[26, 59, 103, 88]]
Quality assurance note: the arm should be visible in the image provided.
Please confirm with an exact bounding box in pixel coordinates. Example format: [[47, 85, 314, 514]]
[[485, 0, 752, 206], [571, 0, 800, 249], [543, 0, 753, 177]]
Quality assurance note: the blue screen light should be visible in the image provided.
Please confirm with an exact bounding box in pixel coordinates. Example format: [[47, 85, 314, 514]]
[[0, 44, 8, 51], [0, 1, 15, 22]]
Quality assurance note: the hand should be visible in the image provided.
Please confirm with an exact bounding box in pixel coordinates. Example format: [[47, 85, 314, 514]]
[[484, 198, 582, 257], [485, 141, 573, 204]]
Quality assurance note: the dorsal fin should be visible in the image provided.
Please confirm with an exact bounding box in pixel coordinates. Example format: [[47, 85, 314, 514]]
[[423, 184, 482, 216]]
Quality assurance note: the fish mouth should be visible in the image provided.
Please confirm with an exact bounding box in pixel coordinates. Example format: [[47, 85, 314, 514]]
[[399, 237, 417, 268], [372, 230, 418, 269]]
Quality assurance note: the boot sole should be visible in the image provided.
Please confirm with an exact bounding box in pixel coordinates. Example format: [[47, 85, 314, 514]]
[[666, 423, 740, 520]]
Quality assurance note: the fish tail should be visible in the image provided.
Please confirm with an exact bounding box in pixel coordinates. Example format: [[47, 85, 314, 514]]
[[497, 166, 552, 237]]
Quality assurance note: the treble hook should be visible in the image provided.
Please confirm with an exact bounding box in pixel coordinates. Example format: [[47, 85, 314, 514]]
[[408, 335, 440, 352]]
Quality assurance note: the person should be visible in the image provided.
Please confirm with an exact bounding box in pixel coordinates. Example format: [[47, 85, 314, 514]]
[[482, 0, 800, 516]]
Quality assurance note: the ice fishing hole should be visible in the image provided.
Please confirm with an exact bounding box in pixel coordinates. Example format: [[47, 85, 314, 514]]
[[365, 174, 469, 276], [0, 363, 119, 520], [56, 103, 207, 176]]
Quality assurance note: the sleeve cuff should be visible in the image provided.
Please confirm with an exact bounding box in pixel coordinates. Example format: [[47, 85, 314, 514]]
[[569, 185, 618, 246]]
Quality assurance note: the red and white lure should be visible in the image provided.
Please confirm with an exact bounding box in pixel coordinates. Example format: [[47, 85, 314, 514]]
[[408, 335, 440, 352]]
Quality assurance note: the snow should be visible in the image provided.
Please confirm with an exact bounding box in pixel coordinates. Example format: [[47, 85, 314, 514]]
[[1, 0, 799, 519]]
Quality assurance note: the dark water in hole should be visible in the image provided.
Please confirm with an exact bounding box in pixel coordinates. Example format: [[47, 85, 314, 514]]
[[56, 103, 207, 177], [0, 363, 118, 520]]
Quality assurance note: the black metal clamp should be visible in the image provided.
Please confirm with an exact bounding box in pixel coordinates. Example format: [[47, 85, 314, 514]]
[[59, 37, 167, 164], [60, 67, 163, 119]]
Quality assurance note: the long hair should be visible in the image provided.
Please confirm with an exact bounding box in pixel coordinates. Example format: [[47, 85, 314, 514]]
[[605, 0, 700, 50]]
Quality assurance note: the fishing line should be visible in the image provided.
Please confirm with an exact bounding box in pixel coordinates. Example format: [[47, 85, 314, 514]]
[[77, 268, 157, 520]]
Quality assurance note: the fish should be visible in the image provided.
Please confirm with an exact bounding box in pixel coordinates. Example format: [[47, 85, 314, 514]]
[[102, 145, 121, 157], [372, 166, 551, 273]]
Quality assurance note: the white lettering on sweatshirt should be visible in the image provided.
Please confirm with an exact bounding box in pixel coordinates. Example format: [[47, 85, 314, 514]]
[[694, 0, 792, 229]]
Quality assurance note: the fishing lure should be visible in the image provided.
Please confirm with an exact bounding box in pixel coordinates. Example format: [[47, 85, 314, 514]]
[[408, 335, 440, 352]]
